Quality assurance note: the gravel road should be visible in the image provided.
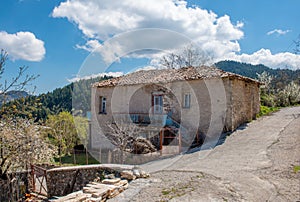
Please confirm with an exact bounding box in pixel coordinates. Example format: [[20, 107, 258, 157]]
[[111, 106, 300, 201]]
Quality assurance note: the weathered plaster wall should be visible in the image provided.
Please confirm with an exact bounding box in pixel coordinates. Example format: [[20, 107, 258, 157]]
[[169, 78, 232, 143], [90, 87, 115, 150], [91, 77, 260, 150], [231, 79, 260, 130]]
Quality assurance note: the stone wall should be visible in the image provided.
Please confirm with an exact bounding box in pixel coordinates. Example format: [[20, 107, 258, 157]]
[[231, 79, 260, 130], [46, 164, 133, 198], [91, 76, 260, 153]]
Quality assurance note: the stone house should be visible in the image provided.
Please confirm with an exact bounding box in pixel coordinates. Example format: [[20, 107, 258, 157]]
[[90, 66, 260, 154]]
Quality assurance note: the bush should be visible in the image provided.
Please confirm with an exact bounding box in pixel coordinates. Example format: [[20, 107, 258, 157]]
[[257, 105, 280, 117], [260, 94, 276, 107]]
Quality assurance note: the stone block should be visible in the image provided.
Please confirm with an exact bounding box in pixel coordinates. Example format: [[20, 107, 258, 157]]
[[101, 178, 121, 185], [121, 170, 136, 180]]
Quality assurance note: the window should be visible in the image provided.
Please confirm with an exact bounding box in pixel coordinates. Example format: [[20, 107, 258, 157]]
[[153, 95, 163, 114], [183, 93, 191, 108], [99, 96, 107, 114]]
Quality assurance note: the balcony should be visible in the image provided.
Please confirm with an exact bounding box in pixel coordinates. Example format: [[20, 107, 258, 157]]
[[112, 113, 168, 127]]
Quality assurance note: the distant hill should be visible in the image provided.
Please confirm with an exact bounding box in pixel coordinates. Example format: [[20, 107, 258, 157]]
[[0, 76, 112, 122], [215, 60, 300, 89], [0, 90, 29, 106]]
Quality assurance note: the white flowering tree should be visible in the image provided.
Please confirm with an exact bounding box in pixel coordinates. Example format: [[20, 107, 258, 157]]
[[0, 117, 56, 179], [276, 81, 300, 106], [256, 71, 274, 95]]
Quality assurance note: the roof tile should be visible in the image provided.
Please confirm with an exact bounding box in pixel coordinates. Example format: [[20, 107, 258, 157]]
[[93, 66, 259, 87]]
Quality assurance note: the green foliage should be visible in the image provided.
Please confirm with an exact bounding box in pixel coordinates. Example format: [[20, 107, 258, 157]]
[[260, 94, 276, 107], [162, 189, 172, 195], [257, 105, 280, 117], [215, 60, 300, 89], [45, 111, 79, 157], [54, 153, 99, 165], [294, 165, 300, 173], [0, 96, 51, 122], [0, 76, 111, 122], [216, 61, 300, 109], [73, 115, 89, 146], [45, 111, 90, 166]]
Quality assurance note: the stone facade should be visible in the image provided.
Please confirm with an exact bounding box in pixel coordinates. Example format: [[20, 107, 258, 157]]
[[90, 67, 260, 151]]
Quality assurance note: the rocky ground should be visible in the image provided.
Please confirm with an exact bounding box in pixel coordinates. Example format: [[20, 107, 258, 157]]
[[110, 106, 300, 201]]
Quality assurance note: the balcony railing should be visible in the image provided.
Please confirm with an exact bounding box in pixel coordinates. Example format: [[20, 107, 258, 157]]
[[112, 113, 168, 127]]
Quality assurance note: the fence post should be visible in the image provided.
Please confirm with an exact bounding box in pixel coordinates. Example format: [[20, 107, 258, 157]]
[[30, 165, 35, 193], [73, 149, 77, 165], [108, 150, 112, 163], [99, 148, 102, 164]]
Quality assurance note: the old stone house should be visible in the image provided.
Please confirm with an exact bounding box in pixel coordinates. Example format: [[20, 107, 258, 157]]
[[90, 66, 260, 154]]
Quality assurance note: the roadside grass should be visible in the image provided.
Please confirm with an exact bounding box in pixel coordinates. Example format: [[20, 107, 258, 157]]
[[257, 105, 280, 118], [161, 182, 195, 200], [293, 165, 300, 173], [54, 152, 99, 165], [161, 189, 171, 195]]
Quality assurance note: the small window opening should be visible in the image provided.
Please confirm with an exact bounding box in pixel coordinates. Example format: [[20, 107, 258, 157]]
[[183, 93, 191, 108], [99, 96, 107, 114]]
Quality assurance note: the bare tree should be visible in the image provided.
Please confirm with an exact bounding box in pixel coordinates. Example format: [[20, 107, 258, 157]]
[[0, 50, 46, 179], [106, 123, 156, 163], [160, 44, 214, 69], [293, 34, 300, 54], [106, 123, 142, 153], [0, 50, 38, 101]]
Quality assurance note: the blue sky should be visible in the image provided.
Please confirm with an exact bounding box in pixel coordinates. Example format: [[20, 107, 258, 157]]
[[0, 0, 299, 94]]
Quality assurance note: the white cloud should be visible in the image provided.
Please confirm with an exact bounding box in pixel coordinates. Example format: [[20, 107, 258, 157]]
[[0, 31, 45, 61], [52, 0, 299, 70], [68, 71, 124, 83], [75, 39, 102, 52], [224, 49, 300, 70], [267, 29, 291, 36], [52, 0, 243, 61]]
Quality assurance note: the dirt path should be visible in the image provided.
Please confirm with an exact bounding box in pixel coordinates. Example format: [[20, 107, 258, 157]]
[[111, 107, 300, 201]]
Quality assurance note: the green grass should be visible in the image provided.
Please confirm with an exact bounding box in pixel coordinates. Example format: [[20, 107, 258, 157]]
[[293, 165, 300, 173], [161, 190, 171, 195], [54, 152, 100, 165], [257, 105, 280, 117]]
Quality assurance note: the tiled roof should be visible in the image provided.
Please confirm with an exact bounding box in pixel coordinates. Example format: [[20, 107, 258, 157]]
[[93, 66, 260, 87]]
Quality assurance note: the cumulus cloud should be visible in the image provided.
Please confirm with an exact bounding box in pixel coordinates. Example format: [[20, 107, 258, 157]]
[[75, 39, 102, 52], [52, 0, 299, 70], [267, 29, 291, 36], [224, 49, 300, 70], [0, 31, 45, 61], [52, 0, 243, 60]]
